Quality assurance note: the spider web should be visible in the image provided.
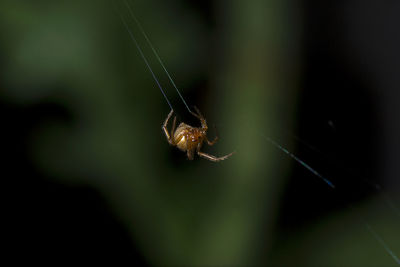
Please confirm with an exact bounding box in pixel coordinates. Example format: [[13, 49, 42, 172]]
[[1, 0, 399, 266], [115, 0, 400, 265]]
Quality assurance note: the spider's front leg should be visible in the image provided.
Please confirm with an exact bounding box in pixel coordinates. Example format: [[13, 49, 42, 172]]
[[205, 125, 219, 146], [197, 151, 235, 162], [162, 109, 176, 145], [196, 142, 234, 162]]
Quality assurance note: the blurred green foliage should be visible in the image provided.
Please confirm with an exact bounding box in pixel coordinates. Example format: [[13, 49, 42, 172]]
[[1, 0, 398, 266]]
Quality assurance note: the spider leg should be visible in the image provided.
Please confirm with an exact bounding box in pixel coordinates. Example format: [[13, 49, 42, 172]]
[[197, 151, 235, 162], [187, 148, 195, 160], [205, 124, 219, 146], [193, 106, 203, 117], [162, 109, 175, 145], [190, 106, 204, 120], [189, 110, 200, 120], [190, 106, 209, 129], [170, 116, 177, 140]]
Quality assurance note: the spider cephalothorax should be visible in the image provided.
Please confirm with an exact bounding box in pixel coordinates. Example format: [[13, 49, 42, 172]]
[[162, 107, 234, 162]]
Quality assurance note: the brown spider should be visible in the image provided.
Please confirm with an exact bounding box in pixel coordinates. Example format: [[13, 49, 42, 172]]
[[162, 107, 235, 162]]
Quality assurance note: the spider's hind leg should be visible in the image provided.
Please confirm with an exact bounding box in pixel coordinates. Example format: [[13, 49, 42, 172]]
[[187, 149, 195, 160]]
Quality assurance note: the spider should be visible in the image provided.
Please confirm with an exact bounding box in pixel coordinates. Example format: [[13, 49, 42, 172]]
[[162, 107, 235, 162]]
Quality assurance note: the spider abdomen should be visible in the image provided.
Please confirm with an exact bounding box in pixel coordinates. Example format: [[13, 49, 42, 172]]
[[174, 123, 204, 151]]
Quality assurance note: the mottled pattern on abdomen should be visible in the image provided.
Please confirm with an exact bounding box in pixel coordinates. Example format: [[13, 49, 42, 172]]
[[174, 123, 202, 151]]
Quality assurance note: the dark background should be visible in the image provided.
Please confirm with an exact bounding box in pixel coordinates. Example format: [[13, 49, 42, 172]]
[[2, 0, 399, 265]]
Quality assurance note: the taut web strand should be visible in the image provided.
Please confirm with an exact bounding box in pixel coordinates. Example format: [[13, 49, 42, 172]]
[[365, 223, 400, 264], [123, 0, 193, 114], [263, 135, 335, 188], [262, 134, 399, 264], [118, 13, 173, 110]]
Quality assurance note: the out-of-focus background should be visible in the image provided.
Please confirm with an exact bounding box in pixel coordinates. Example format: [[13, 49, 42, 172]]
[[2, 0, 400, 265]]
